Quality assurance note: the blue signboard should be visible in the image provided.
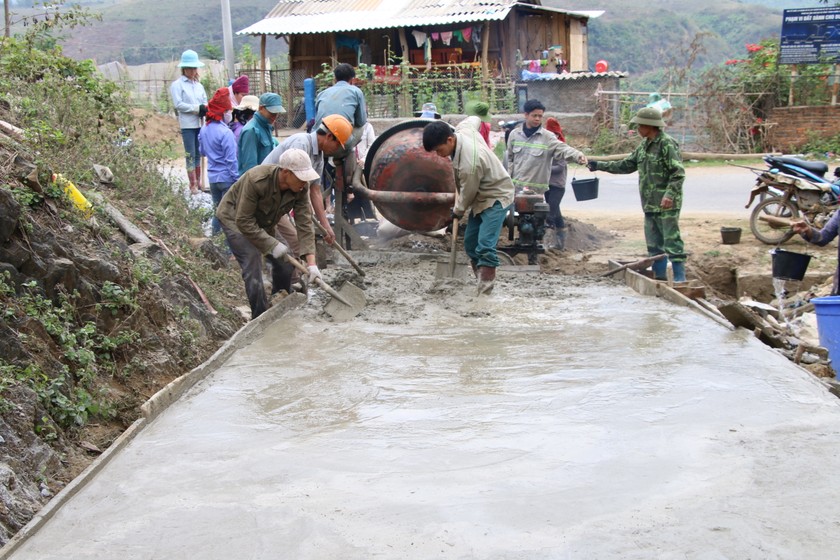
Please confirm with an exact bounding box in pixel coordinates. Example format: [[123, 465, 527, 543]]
[[779, 7, 840, 64]]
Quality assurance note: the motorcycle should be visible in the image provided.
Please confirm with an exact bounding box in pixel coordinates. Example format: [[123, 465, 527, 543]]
[[746, 155, 840, 245], [499, 119, 524, 144]]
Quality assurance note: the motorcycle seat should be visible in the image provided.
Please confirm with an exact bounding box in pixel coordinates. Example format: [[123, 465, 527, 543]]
[[767, 155, 829, 177]]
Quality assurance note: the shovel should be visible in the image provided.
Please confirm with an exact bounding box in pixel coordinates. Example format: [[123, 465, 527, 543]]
[[448, 216, 459, 277], [284, 255, 366, 320]]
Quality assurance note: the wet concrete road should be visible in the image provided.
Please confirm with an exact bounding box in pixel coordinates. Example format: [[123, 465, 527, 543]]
[[9, 280, 840, 559]]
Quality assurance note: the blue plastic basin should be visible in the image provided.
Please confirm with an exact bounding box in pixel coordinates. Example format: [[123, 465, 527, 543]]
[[812, 295, 840, 378]]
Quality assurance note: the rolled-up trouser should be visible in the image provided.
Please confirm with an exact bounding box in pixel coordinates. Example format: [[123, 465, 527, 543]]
[[644, 209, 686, 263], [543, 186, 566, 229], [463, 200, 511, 268], [180, 128, 200, 169], [221, 221, 296, 320]]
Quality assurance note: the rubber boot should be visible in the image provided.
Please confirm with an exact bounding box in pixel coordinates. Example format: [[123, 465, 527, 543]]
[[195, 166, 205, 192], [476, 266, 496, 295], [671, 261, 686, 283], [651, 256, 668, 280], [553, 228, 566, 251], [186, 169, 198, 194], [470, 260, 478, 278], [270, 258, 295, 296]]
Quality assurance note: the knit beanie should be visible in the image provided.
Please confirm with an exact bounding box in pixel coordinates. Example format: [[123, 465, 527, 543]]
[[231, 75, 250, 95]]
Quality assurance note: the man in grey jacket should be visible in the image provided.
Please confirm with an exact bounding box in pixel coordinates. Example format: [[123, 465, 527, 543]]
[[423, 117, 514, 295], [505, 99, 587, 249], [506, 99, 588, 192]]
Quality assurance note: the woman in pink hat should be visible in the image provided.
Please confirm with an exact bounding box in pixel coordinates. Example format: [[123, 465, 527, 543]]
[[226, 75, 249, 124]]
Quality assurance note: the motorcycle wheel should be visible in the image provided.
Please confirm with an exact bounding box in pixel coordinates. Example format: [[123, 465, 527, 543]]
[[749, 196, 799, 245]]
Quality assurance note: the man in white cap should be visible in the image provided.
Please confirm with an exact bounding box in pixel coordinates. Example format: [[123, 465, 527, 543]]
[[217, 148, 322, 320]]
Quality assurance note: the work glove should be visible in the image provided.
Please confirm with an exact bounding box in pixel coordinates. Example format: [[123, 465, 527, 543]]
[[198, 104, 208, 118], [270, 241, 289, 259], [450, 209, 463, 221], [586, 161, 598, 172], [307, 264, 322, 283]]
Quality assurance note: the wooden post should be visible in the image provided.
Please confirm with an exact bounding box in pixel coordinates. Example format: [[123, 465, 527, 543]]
[[330, 33, 338, 66], [398, 29, 412, 117], [398, 28, 410, 65], [481, 21, 491, 82], [789, 64, 796, 106], [832, 64, 839, 106]]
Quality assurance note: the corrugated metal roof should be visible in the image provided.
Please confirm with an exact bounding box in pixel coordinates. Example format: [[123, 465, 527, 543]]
[[522, 71, 628, 80], [238, 0, 598, 36]]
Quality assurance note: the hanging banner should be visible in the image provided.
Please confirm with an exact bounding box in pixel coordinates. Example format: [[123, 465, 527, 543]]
[[779, 6, 840, 65]]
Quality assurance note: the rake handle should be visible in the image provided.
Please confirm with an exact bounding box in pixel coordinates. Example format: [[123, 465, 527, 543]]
[[758, 214, 795, 227]]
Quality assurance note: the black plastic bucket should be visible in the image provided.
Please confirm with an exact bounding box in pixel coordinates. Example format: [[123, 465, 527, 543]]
[[771, 249, 812, 281], [571, 177, 599, 201], [720, 226, 742, 244]]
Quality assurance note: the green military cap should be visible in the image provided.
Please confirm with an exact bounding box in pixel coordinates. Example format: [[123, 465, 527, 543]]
[[630, 106, 666, 128]]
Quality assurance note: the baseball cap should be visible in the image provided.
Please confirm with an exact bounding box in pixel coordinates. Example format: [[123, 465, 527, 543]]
[[259, 92, 285, 114], [278, 148, 320, 182]]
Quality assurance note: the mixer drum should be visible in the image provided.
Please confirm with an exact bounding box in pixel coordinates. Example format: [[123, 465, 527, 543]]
[[362, 120, 456, 232]]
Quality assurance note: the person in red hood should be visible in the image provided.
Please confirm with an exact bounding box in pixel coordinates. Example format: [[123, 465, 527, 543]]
[[199, 88, 238, 234], [544, 117, 568, 250]]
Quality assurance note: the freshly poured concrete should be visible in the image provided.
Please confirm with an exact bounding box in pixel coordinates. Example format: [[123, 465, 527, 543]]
[[9, 276, 840, 559]]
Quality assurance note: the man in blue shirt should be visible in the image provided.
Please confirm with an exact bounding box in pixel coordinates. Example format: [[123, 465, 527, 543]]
[[313, 64, 370, 224], [238, 92, 284, 175], [313, 63, 367, 138]]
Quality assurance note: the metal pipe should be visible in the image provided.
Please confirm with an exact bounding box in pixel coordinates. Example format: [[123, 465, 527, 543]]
[[353, 185, 455, 205]]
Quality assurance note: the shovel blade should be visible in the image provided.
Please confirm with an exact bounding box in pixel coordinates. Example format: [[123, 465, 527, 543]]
[[324, 281, 366, 321], [434, 261, 472, 280]]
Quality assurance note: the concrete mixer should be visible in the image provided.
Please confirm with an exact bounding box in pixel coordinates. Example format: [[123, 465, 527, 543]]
[[351, 119, 548, 263], [357, 120, 456, 233]]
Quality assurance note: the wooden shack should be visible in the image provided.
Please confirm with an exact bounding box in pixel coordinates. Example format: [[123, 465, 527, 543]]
[[237, 0, 602, 81]]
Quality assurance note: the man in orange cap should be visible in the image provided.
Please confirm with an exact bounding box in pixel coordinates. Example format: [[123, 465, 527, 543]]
[[261, 113, 350, 268]]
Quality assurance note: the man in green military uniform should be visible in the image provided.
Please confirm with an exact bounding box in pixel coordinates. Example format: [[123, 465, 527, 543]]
[[588, 107, 687, 282]]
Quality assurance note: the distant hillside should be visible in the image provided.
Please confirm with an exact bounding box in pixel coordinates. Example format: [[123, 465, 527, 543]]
[[550, 0, 821, 85], [48, 0, 826, 75], [56, 0, 284, 64]]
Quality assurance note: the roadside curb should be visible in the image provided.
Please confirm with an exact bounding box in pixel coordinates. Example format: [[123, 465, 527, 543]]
[[613, 262, 838, 395], [0, 294, 305, 558]]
